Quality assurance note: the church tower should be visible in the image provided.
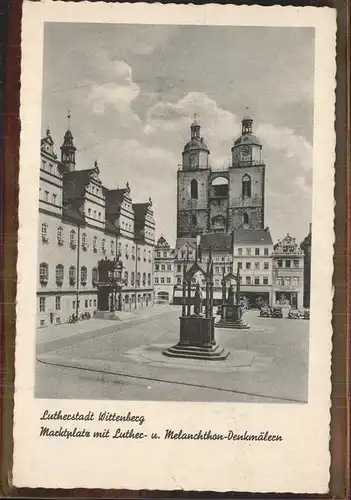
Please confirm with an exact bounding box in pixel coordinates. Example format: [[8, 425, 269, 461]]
[[228, 114, 265, 230], [60, 112, 76, 172], [177, 118, 211, 237]]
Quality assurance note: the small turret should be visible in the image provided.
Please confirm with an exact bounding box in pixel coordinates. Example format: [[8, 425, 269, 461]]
[[60, 111, 76, 172]]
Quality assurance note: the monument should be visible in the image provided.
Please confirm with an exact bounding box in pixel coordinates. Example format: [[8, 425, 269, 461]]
[[95, 257, 125, 319], [216, 267, 250, 329], [163, 247, 230, 360]]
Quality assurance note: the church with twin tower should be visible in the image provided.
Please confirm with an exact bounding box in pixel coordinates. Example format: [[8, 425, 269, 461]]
[[177, 115, 265, 237]]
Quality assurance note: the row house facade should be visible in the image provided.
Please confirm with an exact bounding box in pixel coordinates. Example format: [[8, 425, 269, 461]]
[[37, 126, 155, 327], [153, 236, 175, 303], [272, 234, 304, 308]]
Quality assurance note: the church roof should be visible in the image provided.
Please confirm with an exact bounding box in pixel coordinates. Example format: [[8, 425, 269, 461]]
[[233, 229, 273, 245], [200, 232, 233, 252], [183, 138, 209, 152], [233, 133, 261, 147]]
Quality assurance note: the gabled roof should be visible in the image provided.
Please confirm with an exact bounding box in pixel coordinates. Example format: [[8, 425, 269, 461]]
[[105, 187, 130, 215], [62, 204, 85, 224], [233, 228, 273, 245], [156, 235, 170, 248], [200, 232, 233, 252], [175, 237, 196, 250], [63, 168, 97, 200]]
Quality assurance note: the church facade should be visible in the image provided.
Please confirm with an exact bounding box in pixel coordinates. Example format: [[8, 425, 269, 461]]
[[37, 123, 155, 328], [174, 116, 306, 309]]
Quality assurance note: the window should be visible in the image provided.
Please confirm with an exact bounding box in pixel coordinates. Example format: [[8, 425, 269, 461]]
[[142, 272, 146, 286], [55, 296, 61, 311], [155, 264, 159, 271], [69, 265, 76, 286], [215, 267, 220, 273], [167, 264, 172, 271], [285, 260, 291, 268], [284, 277, 291, 286], [57, 226, 64, 245], [39, 297, 46, 312], [177, 277, 181, 284], [255, 248, 260, 256], [131, 272, 135, 286], [292, 277, 299, 286], [156, 252, 161, 258], [163, 251, 167, 258], [94, 299, 97, 307], [293, 260, 299, 268], [238, 248, 243, 256], [155, 277, 159, 284], [181, 251, 185, 259], [177, 265, 181, 273], [227, 267, 231, 273], [93, 236, 97, 252], [246, 276, 251, 285], [264, 248, 269, 256], [52, 193, 57, 205], [255, 262, 260, 270], [277, 277, 283, 286], [70, 229, 76, 249], [245, 262, 251, 269], [161, 264, 165, 271], [263, 277, 269, 285], [242, 174, 251, 198], [82, 232, 88, 250], [92, 267, 98, 287], [264, 262, 269, 270], [243, 212, 249, 225], [89, 300, 92, 307], [191, 179, 198, 199], [137, 272, 141, 287], [237, 262, 242, 270], [246, 248, 251, 256], [56, 264, 64, 286], [148, 250, 151, 262], [132, 246, 135, 260], [124, 271, 128, 286], [39, 262, 49, 285], [111, 240, 115, 255], [125, 244, 129, 258], [137, 247, 141, 261], [192, 214, 197, 226], [80, 266, 87, 285], [254, 277, 260, 285], [85, 300, 88, 308], [277, 260, 283, 268], [102, 238, 106, 253], [167, 277, 171, 284], [44, 191, 49, 202], [143, 249, 147, 261], [88, 208, 91, 216], [41, 223, 48, 243], [160, 277, 165, 284]]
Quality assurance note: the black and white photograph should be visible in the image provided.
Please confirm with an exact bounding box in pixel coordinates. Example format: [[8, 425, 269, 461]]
[[13, 2, 336, 492], [35, 22, 314, 403]]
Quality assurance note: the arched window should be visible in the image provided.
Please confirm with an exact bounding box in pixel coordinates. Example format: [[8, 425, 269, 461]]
[[243, 212, 249, 225], [137, 272, 141, 287], [81, 232, 87, 250], [124, 271, 128, 286], [92, 267, 98, 287], [192, 214, 197, 226], [80, 266, 87, 285], [93, 236, 97, 252], [142, 272, 146, 285], [242, 174, 251, 198], [57, 226, 64, 245], [39, 262, 49, 285], [110, 240, 115, 255], [118, 241, 121, 256], [41, 223, 48, 243], [56, 264, 64, 286], [101, 238, 106, 253], [191, 179, 198, 199], [69, 265, 76, 286], [131, 272, 135, 286], [147, 273, 151, 285], [125, 244, 129, 258], [70, 229, 76, 248]]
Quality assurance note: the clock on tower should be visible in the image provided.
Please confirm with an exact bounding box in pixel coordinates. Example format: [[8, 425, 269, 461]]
[[241, 144, 252, 161], [189, 153, 199, 169]]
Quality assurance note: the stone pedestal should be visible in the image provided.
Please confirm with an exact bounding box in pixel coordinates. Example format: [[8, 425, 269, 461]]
[[163, 315, 230, 360], [216, 304, 250, 329]]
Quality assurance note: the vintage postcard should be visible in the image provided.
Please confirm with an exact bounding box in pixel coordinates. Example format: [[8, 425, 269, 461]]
[[13, 1, 336, 493]]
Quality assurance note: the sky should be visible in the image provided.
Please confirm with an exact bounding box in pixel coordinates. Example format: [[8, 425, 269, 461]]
[[42, 23, 315, 246]]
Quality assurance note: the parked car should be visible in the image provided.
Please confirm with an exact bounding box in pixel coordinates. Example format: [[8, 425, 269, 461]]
[[271, 306, 283, 318], [288, 308, 300, 319], [260, 306, 271, 318], [303, 308, 310, 320]]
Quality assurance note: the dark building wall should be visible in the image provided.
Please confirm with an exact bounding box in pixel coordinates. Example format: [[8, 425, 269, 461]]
[[177, 169, 210, 236]]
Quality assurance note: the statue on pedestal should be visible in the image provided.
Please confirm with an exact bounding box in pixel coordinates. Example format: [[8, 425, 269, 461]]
[[194, 282, 203, 315], [227, 285, 235, 305]]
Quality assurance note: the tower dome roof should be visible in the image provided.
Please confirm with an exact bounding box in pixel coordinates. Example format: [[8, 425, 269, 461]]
[[183, 137, 209, 152], [233, 133, 261, 147]]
